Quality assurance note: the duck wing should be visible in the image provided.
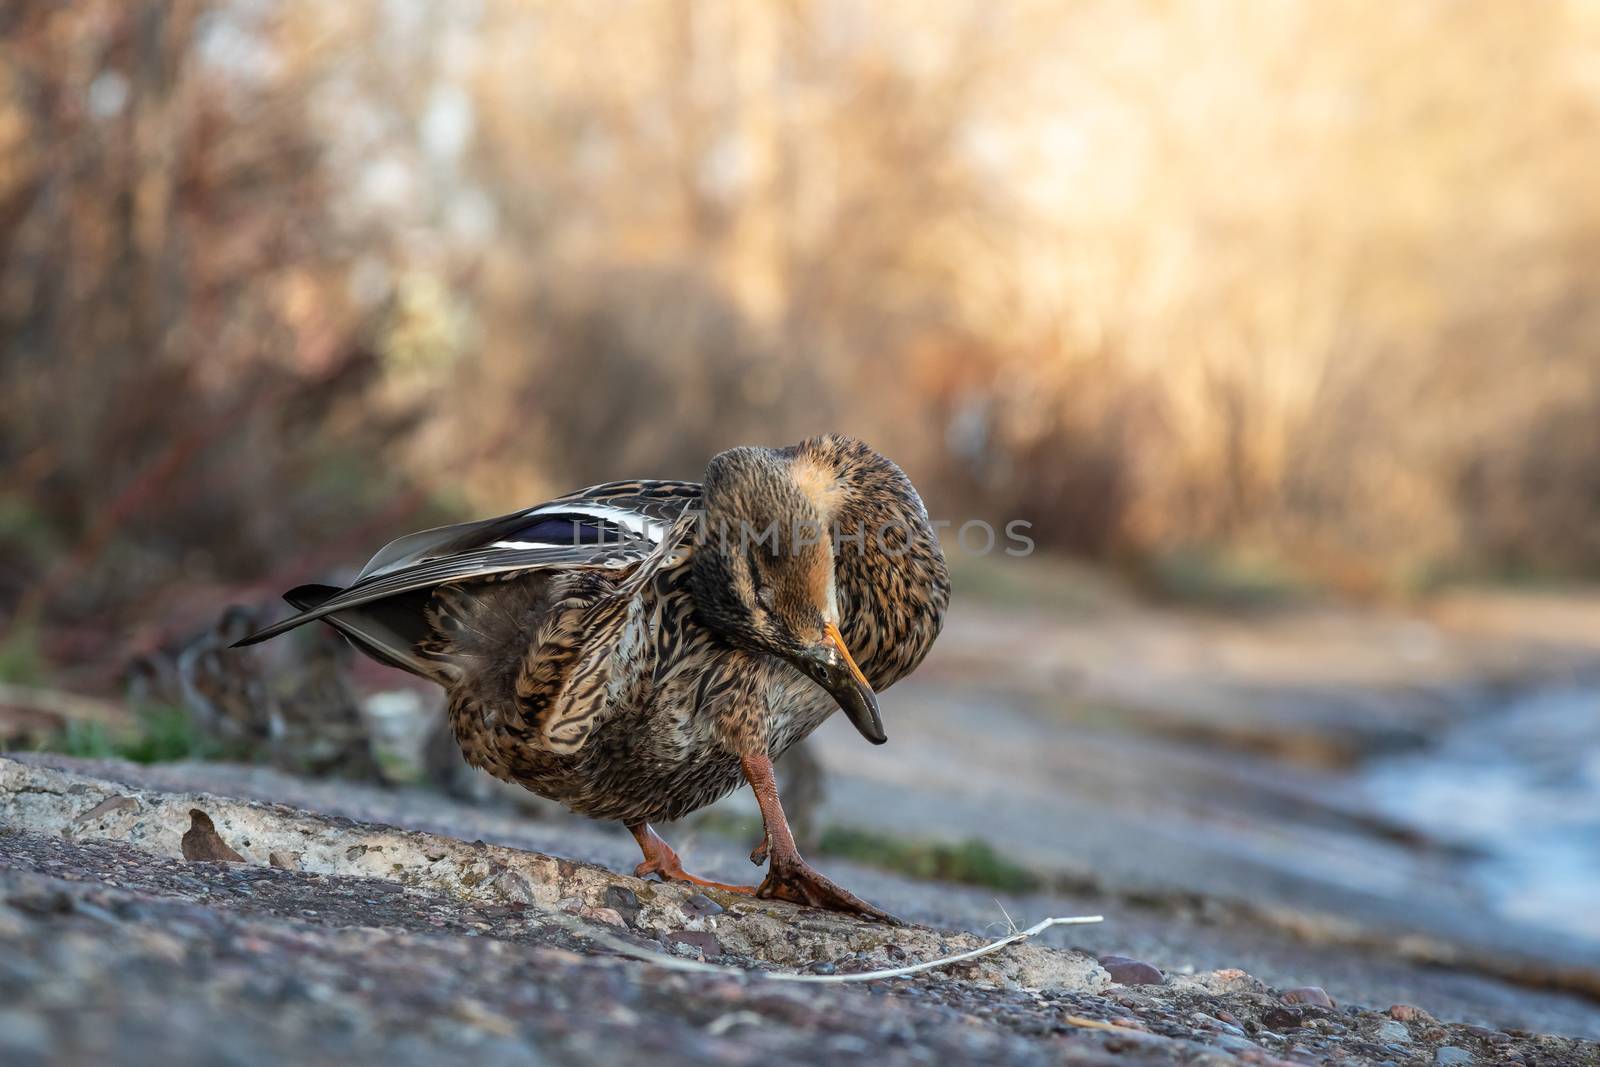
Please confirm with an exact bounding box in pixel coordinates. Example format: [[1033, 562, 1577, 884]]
[[232, 481, 703, 651], [434, 508, 695, 752]]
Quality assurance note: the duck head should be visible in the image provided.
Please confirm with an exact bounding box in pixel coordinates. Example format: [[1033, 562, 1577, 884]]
[[690, 445, 885, 744]]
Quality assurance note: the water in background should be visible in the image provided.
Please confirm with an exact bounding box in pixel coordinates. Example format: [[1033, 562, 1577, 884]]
[[1361, 687, 1600, 942]]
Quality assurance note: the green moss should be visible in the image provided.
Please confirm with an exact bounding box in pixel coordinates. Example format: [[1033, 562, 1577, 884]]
[[817, 825, 1042, 893], [691, 809, 1044, 892]]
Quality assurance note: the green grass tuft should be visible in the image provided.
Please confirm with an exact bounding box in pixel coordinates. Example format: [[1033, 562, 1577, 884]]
[[38, 706, 228, 765]]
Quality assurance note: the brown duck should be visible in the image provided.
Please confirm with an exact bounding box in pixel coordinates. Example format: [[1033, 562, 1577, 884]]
[[237, 434, 950, 920]]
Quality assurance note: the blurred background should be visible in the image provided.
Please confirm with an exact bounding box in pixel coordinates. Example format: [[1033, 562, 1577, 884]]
[[3, 0, 1600, 1004]]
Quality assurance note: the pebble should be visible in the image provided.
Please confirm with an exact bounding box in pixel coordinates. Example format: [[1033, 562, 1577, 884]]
[[1388, 1004, 1434, 1023], [1435, 1047, 1473, 1066], [1281, 986, 1334, 1008], [268, 851, 301, 871], [603, 886, 641, 925], [1198, 968, 1261, 993], [1464, 1025, 1511, 1045], [491, 871, 540, 905], [578, 905, 625, 927], [1261, 1005, 1305, 1030], [1097, 955, 1165, 986], [681, 893, 723, 918], [668, 930, 722, 958], [1373, 1019, 1411, 1043]]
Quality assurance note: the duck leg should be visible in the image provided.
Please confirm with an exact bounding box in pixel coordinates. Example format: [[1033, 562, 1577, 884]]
[[739, 751, 902, 924], [627, 822, 756, 894]]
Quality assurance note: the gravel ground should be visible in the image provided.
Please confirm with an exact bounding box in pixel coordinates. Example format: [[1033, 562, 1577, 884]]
[[2, 755, 1597, 1066], [18, 753, 1599, 1039]]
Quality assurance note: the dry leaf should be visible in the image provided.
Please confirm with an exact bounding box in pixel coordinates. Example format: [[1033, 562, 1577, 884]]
[[181, 809, 245, 863]]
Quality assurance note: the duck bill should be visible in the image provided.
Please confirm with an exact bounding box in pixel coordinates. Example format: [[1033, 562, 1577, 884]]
[[792, 623, 886, 745]]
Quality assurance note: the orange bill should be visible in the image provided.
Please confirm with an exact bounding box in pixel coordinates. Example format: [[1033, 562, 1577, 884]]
[[824, 622, 872, 691]]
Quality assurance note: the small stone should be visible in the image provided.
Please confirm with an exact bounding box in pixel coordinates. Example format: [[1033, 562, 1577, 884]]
[[579, 905, 625, 927], [1463, 1026, 1511, 1045], [669, 930, 722, 957], [493, 870, 540, 904], [1281, 986, 1334, 1008], [1373, 1019, 1411, 1043], [1097, 955, 1165, 986], [1172, 968, 1265, 996], [268, 851, 301, 871], [1434, 1047, 1473, 1066], [1388, 1004, 1434, 1023], [682, 892, 723, 918], [1261, 1005, 1305, 1030], [603, 886, 641, 924]]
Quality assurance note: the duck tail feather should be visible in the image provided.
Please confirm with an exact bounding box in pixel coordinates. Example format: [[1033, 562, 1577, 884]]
[[284, 583, 342, 612], [229, 584, 346, 648]]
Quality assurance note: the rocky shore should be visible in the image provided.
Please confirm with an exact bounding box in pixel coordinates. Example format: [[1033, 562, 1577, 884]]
[[2, 753, 1596, 1066]]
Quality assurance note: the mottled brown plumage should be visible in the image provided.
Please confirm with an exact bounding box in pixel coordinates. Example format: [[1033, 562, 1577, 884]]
[[237, 434, 949, 919]]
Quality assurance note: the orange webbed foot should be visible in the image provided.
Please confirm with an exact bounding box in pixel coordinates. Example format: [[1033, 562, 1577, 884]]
[[628, 822, 756, 895], [756, 853, 903, 925]]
